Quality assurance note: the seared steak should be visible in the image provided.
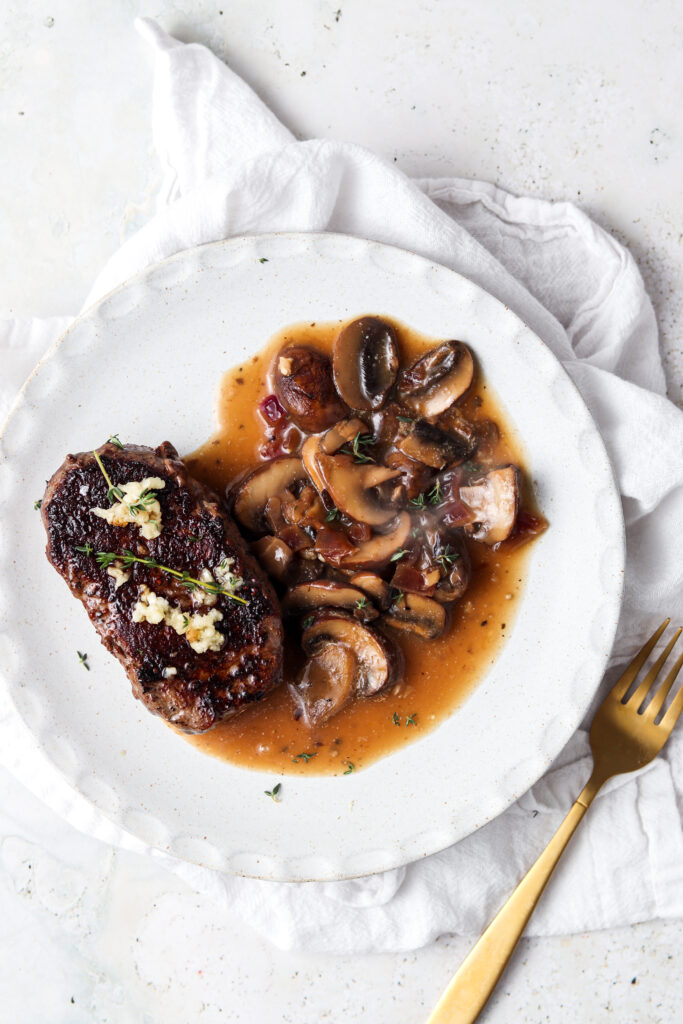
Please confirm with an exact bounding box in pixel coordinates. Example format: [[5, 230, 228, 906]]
[[42, 441, 283, 732]]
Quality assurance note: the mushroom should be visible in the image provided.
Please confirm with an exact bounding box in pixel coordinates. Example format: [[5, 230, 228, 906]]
[[433, 543, 471, 603], [232, 457, 308, 533], [349, 572, 393, 610], [316, 453, 400, 526], [274, 344, 348, 432], [320, 417, 371, 455], [396, 420, 471, 469], [383, 592, 446, 639], [399, 340, 474, 420], [283, 581, 379, 621], [302, 611, 401, 696], [460, 465, 520, 545], [333, 317, 399, 411], [289, 641, 357, 725], [339, 511, 412, 570], [251, 536, 294, 583]]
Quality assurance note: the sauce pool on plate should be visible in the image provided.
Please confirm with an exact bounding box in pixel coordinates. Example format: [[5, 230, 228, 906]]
[[183, 319, 541, 775]]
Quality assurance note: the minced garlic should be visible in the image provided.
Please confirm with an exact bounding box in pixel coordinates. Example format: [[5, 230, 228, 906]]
[[91, 477, 165, 540], [132, 585, 224, 654], [107, 562, 131, 589]]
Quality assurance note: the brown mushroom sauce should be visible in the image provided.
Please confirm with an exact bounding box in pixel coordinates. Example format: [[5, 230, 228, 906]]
[[184, 317, 546, 774]]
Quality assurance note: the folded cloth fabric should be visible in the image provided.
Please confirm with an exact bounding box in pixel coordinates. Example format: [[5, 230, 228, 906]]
[[1, 18, 682, 954]]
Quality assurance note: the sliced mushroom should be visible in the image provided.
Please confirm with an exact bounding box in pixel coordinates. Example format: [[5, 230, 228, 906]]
[[301, 435, 326, 493], [399, 341, 474, 420], [340, 511, 412, 570], [396, 420, 471, 469], [333, 317, 399, 411], [283, 580, 379, 621], [321, 417, 370, 455], [251, 536, 293, 583], [281, 485, 327, 530], [302, 611, 401, 696], [232, 457, 308, 534], [460, 465, 520, 545], [383, 592, 446, 639], [316, 453, 400, 526], [274, 344, 348, 432], [289, 641, 357, 725], [349, 572, 393, 610]]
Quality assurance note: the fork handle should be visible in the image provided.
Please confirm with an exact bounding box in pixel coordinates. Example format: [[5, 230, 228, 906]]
[[426, 776, 603, 1024]]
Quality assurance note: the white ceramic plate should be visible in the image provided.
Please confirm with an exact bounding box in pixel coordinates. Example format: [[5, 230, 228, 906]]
[[0, 233, 624, 881]]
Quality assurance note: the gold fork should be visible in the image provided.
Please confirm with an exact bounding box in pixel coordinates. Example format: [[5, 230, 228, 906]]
[[427, 619, 683, 1024]]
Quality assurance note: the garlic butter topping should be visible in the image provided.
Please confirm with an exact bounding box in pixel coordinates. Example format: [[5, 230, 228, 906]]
[[91, 476, 165, 540], [132, 585, 225, 654], [106, 562, 131, 589]]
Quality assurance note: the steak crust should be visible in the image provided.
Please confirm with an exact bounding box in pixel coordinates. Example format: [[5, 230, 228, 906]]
[[42, 441, 283, 732]]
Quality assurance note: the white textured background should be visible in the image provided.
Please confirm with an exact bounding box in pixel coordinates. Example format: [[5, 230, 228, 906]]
[[1, 2, 681, 1021]]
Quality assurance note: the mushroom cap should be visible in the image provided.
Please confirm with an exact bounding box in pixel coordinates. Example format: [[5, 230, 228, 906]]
[[316, 452, 400, 526], [274, 344, 348, 432], [283, 580, 379, 621], [340, 511, 412, 570], [289, 641, 357, 725], [349, 572, 393, 610], [232, 457, 308, 534], [302, 610, 401, 696], [383, 592, 447, 639], [333, 317, 399, 411], [460, 465, 520, 545], [396, 420, 471, 469], [399, 340, 474, 420]]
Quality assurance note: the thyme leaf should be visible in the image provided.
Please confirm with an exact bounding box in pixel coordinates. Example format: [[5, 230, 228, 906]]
[[33, 499, 42, 510], [292, 752, 317, 763], [108, 434, 124, 450], [342, 432, 375, 464], [390, 548, 408, 562], [77, 651, 90, 671], [343, 762, 355, 774], [264, 782, 281, 801], [406, 714, 417, 727]]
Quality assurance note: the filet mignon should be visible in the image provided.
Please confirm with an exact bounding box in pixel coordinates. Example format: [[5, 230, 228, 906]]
[[42, 441, 283, 733]]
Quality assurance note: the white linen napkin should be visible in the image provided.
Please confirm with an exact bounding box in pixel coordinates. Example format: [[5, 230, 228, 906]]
[[1, 18, 682, 954]]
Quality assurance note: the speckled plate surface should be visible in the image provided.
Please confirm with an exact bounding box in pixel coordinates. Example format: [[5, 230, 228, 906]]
[[0, 233, 624, 881]]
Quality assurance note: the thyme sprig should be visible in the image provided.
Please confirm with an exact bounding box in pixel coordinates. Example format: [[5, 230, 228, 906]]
[[75, 547, 248, 605], [108, 434, 124, 450], [34, 499, 42, 510], [77, 651, 90, 671], [92, 448, 124, 503], [342, 432, 375, 464], [436, 544, 460, 569], [428, 480, 442, 505], [292, 751, 317, 764]]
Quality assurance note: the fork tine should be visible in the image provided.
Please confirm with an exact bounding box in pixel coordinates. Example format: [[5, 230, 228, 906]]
[[628, 628, 682, 711], [657, 653, 683, 729], [611, 619, 670, 701]]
